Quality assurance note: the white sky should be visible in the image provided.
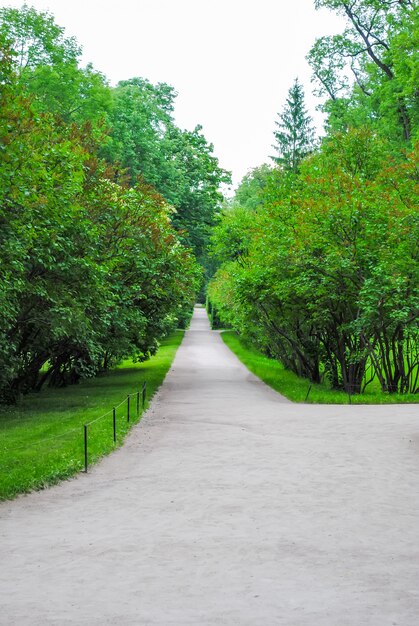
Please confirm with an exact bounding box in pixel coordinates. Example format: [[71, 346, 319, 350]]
[[2, 0, 345, 189]]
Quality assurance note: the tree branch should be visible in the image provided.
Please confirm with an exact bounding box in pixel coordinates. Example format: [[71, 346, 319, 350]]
[[343, 2, 394, 79]]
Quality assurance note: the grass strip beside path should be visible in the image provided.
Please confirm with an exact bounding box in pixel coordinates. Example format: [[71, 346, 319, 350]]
[[0, 331, 184, 500], [221, 331, 418, 405]]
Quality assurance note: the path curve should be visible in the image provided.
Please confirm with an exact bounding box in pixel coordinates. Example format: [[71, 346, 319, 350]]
[[1, 308, 418, 625]]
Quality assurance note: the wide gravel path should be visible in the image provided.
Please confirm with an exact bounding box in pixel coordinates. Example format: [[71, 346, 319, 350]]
[[1, 307, 418, 625]]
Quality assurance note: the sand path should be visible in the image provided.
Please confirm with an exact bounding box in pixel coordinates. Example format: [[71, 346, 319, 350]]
[[1, 307, 418, 625]]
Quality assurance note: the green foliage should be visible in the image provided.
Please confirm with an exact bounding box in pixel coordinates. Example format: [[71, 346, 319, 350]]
[[209, 0, 418, 399], [209, 132, 419, 395], [205, 297, 224, 330], [0, 5, 111, 125], [0, 6, 202, 403], [272, 79, 316, 172], [233, 164, 272, 211], [308, 0, 418, 144], [103, 77, 230, 259]]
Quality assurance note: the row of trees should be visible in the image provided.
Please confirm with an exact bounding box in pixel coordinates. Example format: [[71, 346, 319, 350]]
[[0, 6, 227, 402], [209, 0, 418, 395]]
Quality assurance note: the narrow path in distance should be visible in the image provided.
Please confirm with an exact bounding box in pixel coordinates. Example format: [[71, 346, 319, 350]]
[[1, 307, 418, 625]]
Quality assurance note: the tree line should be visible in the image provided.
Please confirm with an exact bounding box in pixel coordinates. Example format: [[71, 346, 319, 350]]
[[209, 0, 418, 395], [0, 5, 229, 402]]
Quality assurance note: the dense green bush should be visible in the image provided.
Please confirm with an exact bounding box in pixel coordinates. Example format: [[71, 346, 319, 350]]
[[209, 133, 418, 394]]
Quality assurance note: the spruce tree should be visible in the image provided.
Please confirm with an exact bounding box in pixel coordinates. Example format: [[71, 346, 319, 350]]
[[272, 78, 315, 173]]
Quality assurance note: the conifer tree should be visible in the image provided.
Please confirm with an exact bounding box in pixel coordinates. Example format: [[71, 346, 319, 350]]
[[272, 78, 315, 173]]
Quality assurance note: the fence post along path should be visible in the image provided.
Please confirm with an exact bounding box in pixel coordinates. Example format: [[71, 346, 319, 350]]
[[1, 307, 418, 625]]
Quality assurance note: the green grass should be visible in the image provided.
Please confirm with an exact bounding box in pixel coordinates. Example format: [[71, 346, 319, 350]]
[[0, 331, 184, 500], [221, 331, 419, 405]]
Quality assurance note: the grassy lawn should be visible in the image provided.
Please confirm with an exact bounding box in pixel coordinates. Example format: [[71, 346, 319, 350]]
[[0, 331, 184, 500], [221, 331, 419, 405]]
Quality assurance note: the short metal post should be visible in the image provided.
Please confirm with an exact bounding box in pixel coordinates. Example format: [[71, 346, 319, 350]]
[[142, 381, 146, 407], [127, 394, 130, 423], [136, 391, 140, 416], [305, 384, 312, 402], [113, 407, 116, 443], [84, 424, 88, 472]]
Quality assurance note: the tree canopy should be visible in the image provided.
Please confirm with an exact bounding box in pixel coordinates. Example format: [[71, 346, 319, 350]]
[[307, 0, 418, 143], [208, 1, 418, 396], [102, 77, 230, 260], [0, 5, 229, 402]]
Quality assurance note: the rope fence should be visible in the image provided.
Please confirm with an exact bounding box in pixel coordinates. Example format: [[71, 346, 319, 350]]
[[1, 381, 148, 474], [83, 381, 147, 472]]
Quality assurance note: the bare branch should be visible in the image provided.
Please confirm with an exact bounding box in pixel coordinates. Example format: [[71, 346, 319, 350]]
[[350, 65, 372, 96], [342, 2, 394, 79]]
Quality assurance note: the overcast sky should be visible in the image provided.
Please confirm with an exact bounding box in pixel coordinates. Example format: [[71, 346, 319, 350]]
[[2, 0, 345, 189]]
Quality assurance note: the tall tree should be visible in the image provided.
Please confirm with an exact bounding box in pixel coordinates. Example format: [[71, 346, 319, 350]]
[[0, 5, 111, 124], [307, 0, 418, 143], [103, 77, 230, 260], [271, 78, 316, 173]]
